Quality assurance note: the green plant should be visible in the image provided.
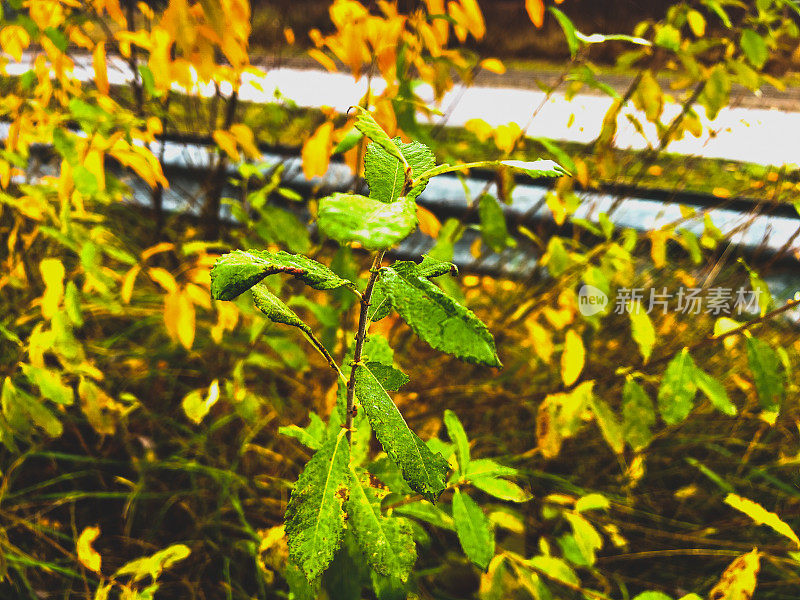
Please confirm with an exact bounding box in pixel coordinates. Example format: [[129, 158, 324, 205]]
[[209, 107, 566, 596]]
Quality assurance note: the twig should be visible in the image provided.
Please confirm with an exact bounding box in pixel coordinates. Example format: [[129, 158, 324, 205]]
[[345, 251, 385, 441]]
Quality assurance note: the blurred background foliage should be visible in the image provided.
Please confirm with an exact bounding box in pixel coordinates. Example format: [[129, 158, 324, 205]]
[[0, 0, 800, 598]]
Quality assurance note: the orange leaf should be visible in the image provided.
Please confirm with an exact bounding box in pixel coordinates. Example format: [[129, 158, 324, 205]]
[[480, 58, 505, 74], [284, 27, 295, 45], [459, 0, 485, 40], [308, 48, 337, 72], [93, 41, 109, 95], [302, 121, 334, 179], [416, 205, 441, 238], [526, 0, 545, 27]]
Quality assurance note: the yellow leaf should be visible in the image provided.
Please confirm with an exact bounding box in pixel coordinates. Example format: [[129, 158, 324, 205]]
[[0, 25, 31, 61], [93, 41, 109, 95], [416, 204, 441, 238], [546, 192, 567, 226], [176, 288, 196, 350], [148, 267, 177, 293], [229, 124, 260, 160], [480, 58, 505, 74], [211, 301, 239, 343], [301, 121, 334, 180], [213, 130, 240, 162], [308, 48, 337, 72], [185, 282, 211, 309], [493, 122, 521, 154], [84, 150, 106, 191], [40, 258, 65, 320], [137, 1, 155, 20], [469, 236, 482, 258], [464, 118, 494, 142], [77, 526, 102, 573], [182, 379, 220, 424], [687, 10, 706, 37], [561, 329, 585, 387], [525, 318, 553, 363], [141, 242, 175, 262], [708, 549, 760, 600], [649, 229, 669, 268], [525, 0, 545, 28], [724, 494, 800, 548], [78, 378, 125, 436], [164, 289, 181, 342], [120, 266, 140, 304]]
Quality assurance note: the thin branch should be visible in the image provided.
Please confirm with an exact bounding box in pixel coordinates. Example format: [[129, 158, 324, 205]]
[[302, 331, 346, 384], [345, 251, 385, 441]]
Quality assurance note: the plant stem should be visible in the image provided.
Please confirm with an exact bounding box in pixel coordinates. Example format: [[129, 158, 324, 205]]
[[345, 251, 385, 442], [302, 331, 346, 384]]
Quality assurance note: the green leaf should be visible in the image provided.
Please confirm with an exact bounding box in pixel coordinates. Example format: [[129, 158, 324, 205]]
[[622, 379, 655, 451], [741, 29, 768, 69], [701, 0, 731, 27], [526, 555, 579, 586], [471, 476, 531, 503], [251, 283, 311, 333], [632, 593, 673, 600], [564, 513, 602, 565], [549, 7, 579, 57], [657, 349, 697, 425], [355, 364, 450, 502], [2, 377, 62, 438], [332, 127, 363, 154], [317, 193, 417, 251], [378, 259, 500, 367], [575, 493, 610, 512], [692, 367, 736, 416], [365, 362, 409, 391], [634, 70, 663, 122], [654, 24, 680, 51], [279, 413, 327, 450], [443, 409, 470, 474], [452, 489, 494, 570], [588, 394, 624, 454], [365, 139, 436, 203], [699, 65, 730, 120], [285, 429, 351, 580], [349, 106, 409, 172], [20, 364, 74, 406], [393, 500, 454, 530], [347, 467, 417, 581], [415, 159, 568, 185], [466, 458, 518, 479], [210, 250, 353, 301], [629, 301, 655, 362], [746, 337, 784, 411], [478, 194, 510, 253], [724, 493, 800, 548]]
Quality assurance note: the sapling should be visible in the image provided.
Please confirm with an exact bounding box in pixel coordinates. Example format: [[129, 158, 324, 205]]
[[210, 107, 567, 595]]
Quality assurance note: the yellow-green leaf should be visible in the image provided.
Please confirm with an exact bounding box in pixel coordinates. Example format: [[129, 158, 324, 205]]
[[724, 494, 800, 548], [561, 329, 585, 387]]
